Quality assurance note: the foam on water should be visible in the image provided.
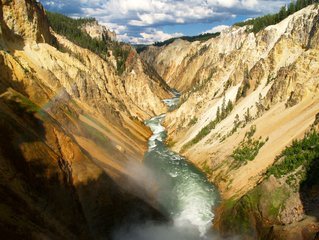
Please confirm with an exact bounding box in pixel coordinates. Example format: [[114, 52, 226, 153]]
[[144, 96, 219, 238]]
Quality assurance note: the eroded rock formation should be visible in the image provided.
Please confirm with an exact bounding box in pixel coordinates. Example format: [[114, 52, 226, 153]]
[[0, 0, 171, 238], [141, 5, 319, 239]]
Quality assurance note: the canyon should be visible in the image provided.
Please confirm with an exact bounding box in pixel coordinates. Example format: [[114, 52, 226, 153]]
[[0, 0, 171, 239], [0, 0, 318, 239], [141, 4, 319, 239]]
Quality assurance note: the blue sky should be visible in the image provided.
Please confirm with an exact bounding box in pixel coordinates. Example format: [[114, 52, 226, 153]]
[[40, 0, 290, 44]]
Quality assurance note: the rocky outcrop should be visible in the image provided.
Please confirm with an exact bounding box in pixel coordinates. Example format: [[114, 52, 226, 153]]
[[212, 125, 319, 239], [216, 176, 319, 240], [82, 21, 117, 41], [0, 0, 171, 239], [0, 0, 52, 44], [141, 5, 319, 239], [140, 39, 196, 91], [141, 5, 319, 199]]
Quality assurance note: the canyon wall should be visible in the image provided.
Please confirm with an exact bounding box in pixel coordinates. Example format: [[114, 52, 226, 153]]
[[0, 0, 171, 238], [141, 5, 319, 239]]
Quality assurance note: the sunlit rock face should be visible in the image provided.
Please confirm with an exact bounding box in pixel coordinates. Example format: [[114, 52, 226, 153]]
[[142, 4, 319, 199], [1, 0, 319, 239], [0, 0, 172, 239], [0, 0, 52, 43], [141, 4, 319, 239], [81, 20, 117, 42]]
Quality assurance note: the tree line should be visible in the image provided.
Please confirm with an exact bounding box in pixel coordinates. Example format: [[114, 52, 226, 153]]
[[47, 12, 108, 55], [235, 0, 319, 33], [46, 11, 130, 74], [153, 32, 220, 47]]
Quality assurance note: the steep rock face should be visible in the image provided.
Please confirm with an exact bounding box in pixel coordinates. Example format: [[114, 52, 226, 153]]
[[0, 0, 171, 239], [141, 5, 319, 238], [0, 0, 52, 44], [140, 39, 196, 91], [216, 176, 319, 240], [142, 5, 319, 198], [22, 32, 170, 120], [0, 89, 165, 239], [216, 127, 319, 239]]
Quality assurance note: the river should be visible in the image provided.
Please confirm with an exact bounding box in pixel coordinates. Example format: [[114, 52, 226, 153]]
[[114, 94, 220, 240]]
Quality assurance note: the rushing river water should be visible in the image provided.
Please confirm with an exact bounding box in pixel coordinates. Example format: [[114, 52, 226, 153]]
[[145, 95, 219, 238], [114, 94, 219, 240]]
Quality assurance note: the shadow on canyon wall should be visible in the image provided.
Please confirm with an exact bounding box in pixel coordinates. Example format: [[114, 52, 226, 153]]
[[0, 93, 166, 240], [300, 156, 319, 219]]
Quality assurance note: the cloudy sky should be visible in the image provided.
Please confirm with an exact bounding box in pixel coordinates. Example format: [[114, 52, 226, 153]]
[[40, 0, 290, 44]]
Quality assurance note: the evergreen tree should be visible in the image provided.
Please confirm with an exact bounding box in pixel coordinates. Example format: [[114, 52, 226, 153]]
[[234, 0, 318, 33], [234, 114, 240, 127], [216, 107, 221, 121], [288, 2, 296, 14], [244, 108, 252, 123], [46, 11, 130, 75], [278, 6, 288, 21], [226, 100, 233, 114]]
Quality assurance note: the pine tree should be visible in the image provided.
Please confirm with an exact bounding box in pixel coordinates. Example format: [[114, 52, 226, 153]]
[[226, 100, 233, 114], [288, 1, 296, 14], [216, 106, 221, 121], [234, 114, 240, 128], [278, 5, 288, 21], [244, 108, 252, 123]]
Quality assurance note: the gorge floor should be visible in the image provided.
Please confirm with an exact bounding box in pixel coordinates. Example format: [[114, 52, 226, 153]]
[[113, 95, 220, 240]]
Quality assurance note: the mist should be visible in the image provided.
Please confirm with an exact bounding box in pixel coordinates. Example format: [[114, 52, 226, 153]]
[[112, 222, 228, 240], [124, 159, 172, 208], [113, 112, 222, 240], [112, 221, 242, 240]]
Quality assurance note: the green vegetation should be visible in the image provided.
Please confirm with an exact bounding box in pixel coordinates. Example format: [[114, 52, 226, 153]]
[[188, 117, 198, 126], [236, 80, 250, 101], [232, 125, 268, 164], [232, 138, 265, 162], [220, 109, 255, 143], [113, 44, 130, 74], [201, 161, 213, 175], [220, 195, 258, 235], [236, 68, 251, 101], [47, 11, 130, 74], [182, 98, 234, 151], [255, 93, 265, 117], [266, 73, 276, 86], [220, 114, 244, 140], [47, 12, 108, 55], [245, 124, 256, 139], [133, 44, 148, 53], [234, 0, 319, 33], [220, 180, 290, 237], [10, 93, 41, 113], [223, 79, 233, 91], [267, 131, 319, 178], [166, 140, 176, 148], [153, 32, 220, 47], [233, 114, 241, 130], [244, 108, 253, 123]]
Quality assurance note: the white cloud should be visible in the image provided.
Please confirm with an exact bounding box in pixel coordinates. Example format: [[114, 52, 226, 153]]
[[202, 25, 230, 34], [212, 0, 239, 8], [40, 0, 291, 44], [101, 22, 127, 34], [118, 30, 183, 45], [242, 0, 258, 8]]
